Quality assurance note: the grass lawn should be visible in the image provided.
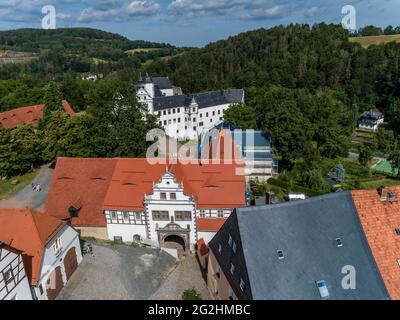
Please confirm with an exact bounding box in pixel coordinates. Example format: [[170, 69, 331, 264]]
[[360, 178, 400, 189], [0, 170, 38, 199]]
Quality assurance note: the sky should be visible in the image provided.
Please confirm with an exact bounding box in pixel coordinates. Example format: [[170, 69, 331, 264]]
[[0, 0, 399, 47]]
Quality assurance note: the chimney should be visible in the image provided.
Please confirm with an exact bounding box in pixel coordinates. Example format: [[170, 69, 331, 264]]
[[377, 186, 397, 203]]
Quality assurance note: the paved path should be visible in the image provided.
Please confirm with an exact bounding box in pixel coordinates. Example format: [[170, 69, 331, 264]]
[[57, 242, 176, 300], [150, 254, 210, 300], [0, 165, 53, 210]]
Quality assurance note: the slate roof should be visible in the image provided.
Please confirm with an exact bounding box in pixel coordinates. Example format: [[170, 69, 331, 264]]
[[152, 77, 173, 90], [153, 89, 244, 111], [210, 191, 389, 300]]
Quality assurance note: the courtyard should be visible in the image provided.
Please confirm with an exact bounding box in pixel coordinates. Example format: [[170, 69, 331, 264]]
[[57, 241, 210, 300]]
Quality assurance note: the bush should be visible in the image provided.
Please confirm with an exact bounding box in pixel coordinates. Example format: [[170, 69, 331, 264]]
[[182, 289, 202, 300]]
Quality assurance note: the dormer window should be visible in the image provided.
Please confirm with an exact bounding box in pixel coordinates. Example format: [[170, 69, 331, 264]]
[[53, 238, 62, 256]]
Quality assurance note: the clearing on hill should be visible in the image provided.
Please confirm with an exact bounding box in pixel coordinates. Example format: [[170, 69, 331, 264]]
[[350, 34, 400, 48]]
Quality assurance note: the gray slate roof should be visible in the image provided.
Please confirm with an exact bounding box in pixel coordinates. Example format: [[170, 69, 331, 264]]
[[153, 89, 244, 111], [211, 192, 389, 300], [152, 77, 173, 90]]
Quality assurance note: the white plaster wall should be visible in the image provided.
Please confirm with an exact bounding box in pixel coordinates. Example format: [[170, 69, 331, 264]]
[[198, 231, 217, 245], [34, 225, 82, 300], [107, 224, 147, 242], [0, 249, 32, 300]]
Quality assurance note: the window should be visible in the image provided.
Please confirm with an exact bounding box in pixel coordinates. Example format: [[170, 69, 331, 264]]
[[206, 112, 209, 117], [232, 241, 237, 254], [152, 211, 169, 221], [199, 210, 206, 218], [175, 211, 192, 221], [39, 284, 44, 295], [114, 236, 123, 242], [218, 110, 221, 115], [111, 211, 117, 219], [163, 110, 166, 115], [213, 111, 215, 116], [277, 250, 284, 260], [170, 193, 177, 200], [123, 212, 129, 221], [199, 122, 204, 127], [335, 238, 343, 247], [215, 264, 221, 278], [193, 127, 197, 131], [53, 238, 62, 254], [217, 210, 224, 218], [173, 109, 176, 114], [135, 212, 141, 220], [230, 263, 235, 275], [218, 243, 222, 255], [3, 268, 13, 284], [228, 287, 234, 300], [200, 113, 203, 118], [228, 234, 233, 247], [160, 192, 167, 200], [396, 228, 400, 236], [178, 118, 181, 123], [316, 280, 329, 298], [240, 279, 245, 292], [163, 120, 167, 125]]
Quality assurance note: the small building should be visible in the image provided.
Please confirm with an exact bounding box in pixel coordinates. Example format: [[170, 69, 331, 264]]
[[134, 74, 244, 140], [207, 192, 390, 300], [0, 243, 33, 300], [0, 208, 82, 300], [45, 157, 246, 253], [198, 121, 278, 182], [358, 110, 384, 131], [287, 192, 307, 201], [0, 100, 76, 130]]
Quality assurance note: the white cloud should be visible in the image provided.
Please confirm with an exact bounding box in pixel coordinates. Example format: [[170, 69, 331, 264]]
[[241, 4, 289, 20], [78, 0, 160, 22]]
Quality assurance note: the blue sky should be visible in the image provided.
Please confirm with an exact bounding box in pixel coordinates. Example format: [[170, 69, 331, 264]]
[[0, 0, 399, 47]]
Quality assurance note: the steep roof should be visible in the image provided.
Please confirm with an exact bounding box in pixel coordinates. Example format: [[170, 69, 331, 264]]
[[352, 187, 400, 300], [153, 89, 244, 111], [46, 157, 246, 226], [45, 158, 118, 227], [152, 77, 173, 90], [0, 208, 66, 285], [210, 192, 389, 300], [0, 100, 76, 129], [197, 218, 226, 232]]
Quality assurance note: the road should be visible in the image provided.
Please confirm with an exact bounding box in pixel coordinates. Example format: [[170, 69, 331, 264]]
[[0, 165, 53, 211]]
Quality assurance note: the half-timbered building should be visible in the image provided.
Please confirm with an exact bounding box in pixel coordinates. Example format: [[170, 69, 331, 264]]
[[0, 208, 82, 300], [0, 243, 32, 300]]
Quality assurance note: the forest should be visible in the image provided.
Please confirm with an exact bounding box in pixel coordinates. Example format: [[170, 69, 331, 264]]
[[1, 23, 400, 194]]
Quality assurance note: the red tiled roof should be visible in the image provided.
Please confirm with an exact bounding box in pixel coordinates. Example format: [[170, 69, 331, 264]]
[[0, 100, 76, 129], [45, 157, 246, 227], [352, 187, 400, 300], [196, 238, 208, 256], [197, 218, 227, 232], [45, 158, 118, 227], [0, 208, 66, 285]]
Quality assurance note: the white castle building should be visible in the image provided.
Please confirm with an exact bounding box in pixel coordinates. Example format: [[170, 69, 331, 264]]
[[135, 74, 245, 140]]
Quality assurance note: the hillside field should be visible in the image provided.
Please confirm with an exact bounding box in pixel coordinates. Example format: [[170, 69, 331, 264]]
[[349, 34, 400, 48]]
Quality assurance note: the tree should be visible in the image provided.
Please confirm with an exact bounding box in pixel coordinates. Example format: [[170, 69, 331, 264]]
[[358, 145, 372, 168], [224, 103, 257, 129], [43, 81, 63, 119], [388, 142, 400, 177], [300, 168, 329, 191]]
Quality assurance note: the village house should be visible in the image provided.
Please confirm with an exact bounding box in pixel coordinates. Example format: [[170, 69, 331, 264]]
[[0, 243, 33, 300], [135, 74, 244, 140], [206, 190, 399, 300], [0, 100, 76, 129], [45, 157, 246, 253], [198, 121, 278, 182], [0, 208, 82, 300], [358, 110, 384, 131]]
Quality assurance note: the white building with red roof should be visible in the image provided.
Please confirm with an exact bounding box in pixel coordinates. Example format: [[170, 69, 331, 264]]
[[0, 208, 82, 300], [45, 157, 246, 253]]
